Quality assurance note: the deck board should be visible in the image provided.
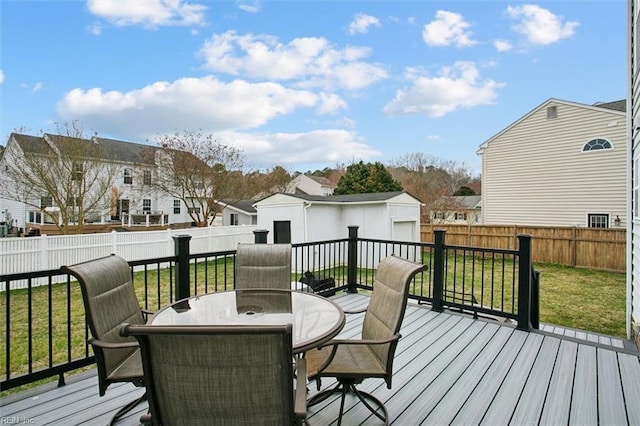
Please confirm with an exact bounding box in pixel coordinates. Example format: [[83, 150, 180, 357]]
[[598, 349, 628, 425], [571, 344, 598, 425], [2, 293, 640, 426], [538, 339, 578, 424]]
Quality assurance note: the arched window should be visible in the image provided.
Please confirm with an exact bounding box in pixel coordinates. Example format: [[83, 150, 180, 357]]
[[582, 138, 612, 152]]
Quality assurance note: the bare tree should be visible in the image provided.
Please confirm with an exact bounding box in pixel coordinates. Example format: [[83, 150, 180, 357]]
[[151, 130, 247, 227], [0, 121, 118, 234], [389, 153, 476, 222]]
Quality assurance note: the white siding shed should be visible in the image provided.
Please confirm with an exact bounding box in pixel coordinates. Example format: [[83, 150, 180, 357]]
[[253, 192, 423, 244]]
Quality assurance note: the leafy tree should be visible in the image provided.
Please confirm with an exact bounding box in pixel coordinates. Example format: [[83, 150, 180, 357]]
[[151, 130, 247, 227], [0, 121, 118, 234], [334, 161, 402, 195], [454, 185, 476, 196]]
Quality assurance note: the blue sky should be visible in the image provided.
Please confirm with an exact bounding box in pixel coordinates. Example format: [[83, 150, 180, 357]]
[[0, 0, 627, 174]]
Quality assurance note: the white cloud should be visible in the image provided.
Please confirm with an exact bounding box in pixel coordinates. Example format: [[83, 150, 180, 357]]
[[506, 4, 578, 45], [86, 0, 207, 28], [0, 70, 4, 84], [32, 82, 44, 93], [199, 31, 388, 90], [238, 3, 260, 13], [348, 13, 381, 35], [56, 76, 320, 137], [423, 10, 477, 47], [221, 129, 380, 166], [494, 39, 513, 52], [383, 62, 504, 117], [87, 21, 102, 35]]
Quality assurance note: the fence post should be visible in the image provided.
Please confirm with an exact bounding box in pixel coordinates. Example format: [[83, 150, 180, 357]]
[[253, 229, 269, 244], [432, 229, 445, 312], [517, 234, 533, 331], [173, 234, 191, 301], [40, 234, 48, 271], [346, 225, 359, 293]]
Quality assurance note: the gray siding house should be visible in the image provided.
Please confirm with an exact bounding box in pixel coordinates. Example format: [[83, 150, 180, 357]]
[[478, 98, 627, 229]]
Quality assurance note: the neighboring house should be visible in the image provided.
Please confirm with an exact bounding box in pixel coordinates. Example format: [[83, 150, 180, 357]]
[[286, 174, 335, 196], [628, 0, 639, 346], [431, 195, 482, 224], [477, 98, 627, 228], [220, 200, 257, 226], [253, 191, 423, 244], [0, 133, 196, 231]]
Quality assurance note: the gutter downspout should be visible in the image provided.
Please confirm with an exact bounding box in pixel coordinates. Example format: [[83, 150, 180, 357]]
[[303, 201, 311, 243]]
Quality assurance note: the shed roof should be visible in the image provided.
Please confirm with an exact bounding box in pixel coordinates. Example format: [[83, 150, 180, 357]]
[[256, 191, 422, 205]]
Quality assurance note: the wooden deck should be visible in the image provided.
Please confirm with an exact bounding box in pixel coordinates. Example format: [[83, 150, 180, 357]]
[[2, 293, 640, 425]]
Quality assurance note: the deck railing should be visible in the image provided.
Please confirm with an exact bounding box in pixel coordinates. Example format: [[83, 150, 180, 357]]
[[0, 227, 537, 391]]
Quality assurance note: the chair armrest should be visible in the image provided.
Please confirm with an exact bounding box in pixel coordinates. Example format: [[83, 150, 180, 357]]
[[318, 333, 400, 349], [89, 337, 139, 350], [343, 307, 367, 315], [294, 357, 307, 420], [140, 308, 154, 320]]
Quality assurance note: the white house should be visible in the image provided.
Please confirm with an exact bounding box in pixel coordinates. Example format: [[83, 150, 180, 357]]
[[286, 174, 335, 196], [0, 133, 196, 231], [627, 0, 639, 346], [431, 195, 482, 225], [220, 200, 257, 226], [253, 191, 423, 244], [477, 98, 627, 228]]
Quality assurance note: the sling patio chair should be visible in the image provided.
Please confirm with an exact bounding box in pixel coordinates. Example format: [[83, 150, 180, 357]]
[[305, 255, 426, 425], [234, 243, 294, 290], [120, 323, 308, 426], [61, 254, 151, 425]]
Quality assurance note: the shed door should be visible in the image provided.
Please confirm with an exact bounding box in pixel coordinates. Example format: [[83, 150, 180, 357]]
[[274, 221, 291, 243], [393, 221, 415, 242]]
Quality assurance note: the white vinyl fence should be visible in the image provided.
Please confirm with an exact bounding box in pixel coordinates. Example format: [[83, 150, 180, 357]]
[[1, 225, 257, 276]]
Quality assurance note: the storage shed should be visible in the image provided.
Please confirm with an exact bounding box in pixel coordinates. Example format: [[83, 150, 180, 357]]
[[253, 191, 423, 244]]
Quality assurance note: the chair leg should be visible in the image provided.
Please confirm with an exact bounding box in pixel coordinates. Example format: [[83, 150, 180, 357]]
[[108, 391, 147, 425], [308, 381, 388, 425]]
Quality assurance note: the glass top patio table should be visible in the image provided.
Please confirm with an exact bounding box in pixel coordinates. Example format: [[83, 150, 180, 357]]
[[150, 289, 346, 354]]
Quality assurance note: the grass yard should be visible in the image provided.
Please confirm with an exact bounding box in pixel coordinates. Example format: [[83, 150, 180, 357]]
[[535, 263, 626, 337]]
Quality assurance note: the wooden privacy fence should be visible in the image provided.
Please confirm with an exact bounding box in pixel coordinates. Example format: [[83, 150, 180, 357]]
[[421, 224, 626, 272]]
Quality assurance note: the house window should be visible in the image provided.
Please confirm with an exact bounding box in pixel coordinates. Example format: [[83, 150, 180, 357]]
[[230, 213, 239, 225], [583, 138, 612, 152], [71, 162, 83, 181], [587, 213, 609, 228], [173, 199, 181, 214], [188, 207, 201, 214], [455, 212, 467, 221], [546, 106, 558, 119], [41, 196, 53, 208], [143, 199, 151, 213], [124, 168, 133, 184], [143, 170, 152, 185], [433, 212, 445, 220]]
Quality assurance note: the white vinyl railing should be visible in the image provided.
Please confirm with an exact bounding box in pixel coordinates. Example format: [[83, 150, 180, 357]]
[[0, 225, 257, 276]]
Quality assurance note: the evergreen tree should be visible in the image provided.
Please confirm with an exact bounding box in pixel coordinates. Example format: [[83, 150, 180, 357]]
[[334, 161, 402, 195]]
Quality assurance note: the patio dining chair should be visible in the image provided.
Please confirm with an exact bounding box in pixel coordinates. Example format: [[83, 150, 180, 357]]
[[120, 323, 308, 426], [305, 255, 426, 425], [235, 243, 293, 290], [61, 254, 151, 425]]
